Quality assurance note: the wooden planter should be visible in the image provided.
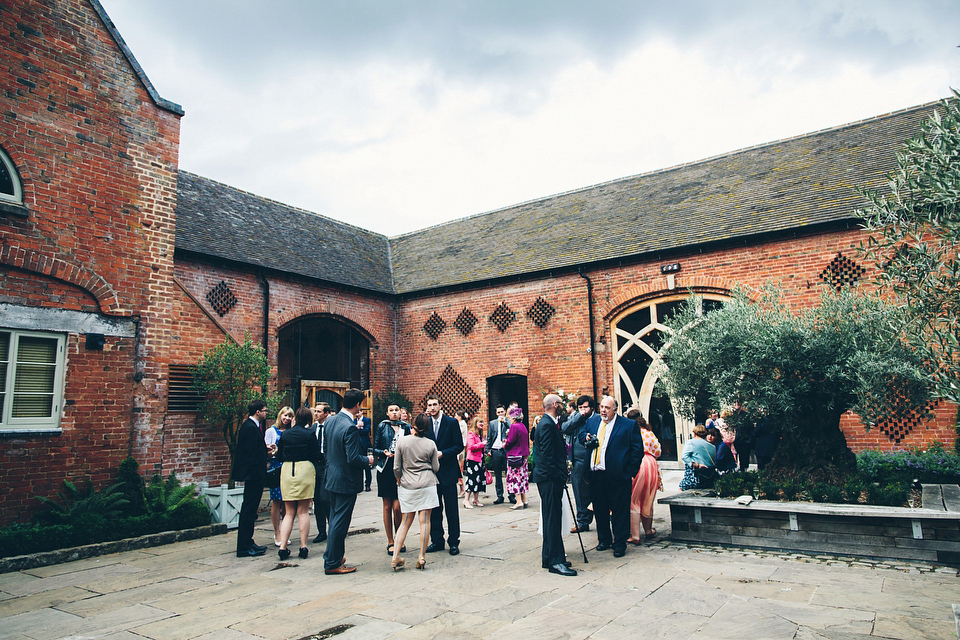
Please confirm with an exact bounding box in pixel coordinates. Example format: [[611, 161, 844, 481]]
[[199, 484, 246, 529], [659, 492, 960, 566]]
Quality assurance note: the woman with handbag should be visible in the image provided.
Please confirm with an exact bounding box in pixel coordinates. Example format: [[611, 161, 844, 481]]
[[504, 406, 530, 509], [265, 406, 293, 546], [462, 416, 486, 508], [276, 406, 322, 560], [374, 403, 411, 555]]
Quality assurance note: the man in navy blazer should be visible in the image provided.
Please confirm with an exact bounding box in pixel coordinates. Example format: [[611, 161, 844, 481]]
[[580, 395, 643, 557], [323, 389, 374, 574], [424, 395, 464, 555], [234, 400, 269, 558]]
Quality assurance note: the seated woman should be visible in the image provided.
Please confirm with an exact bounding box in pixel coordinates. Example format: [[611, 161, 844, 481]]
[[678, 424, 717, 490], [708, 426, 737, 474]]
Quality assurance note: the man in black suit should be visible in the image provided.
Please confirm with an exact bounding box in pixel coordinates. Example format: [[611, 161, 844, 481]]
[[485, 404, 514, 504], [322, 389, 374, 574], [312, 402, 332, 543], [234, 399, 268, 558], [533, 394, 577, 576], [580, 395, 643, 558], [357, 408, 373, 491], [562, 394, 596, 533], [424, 395, 464, 555]]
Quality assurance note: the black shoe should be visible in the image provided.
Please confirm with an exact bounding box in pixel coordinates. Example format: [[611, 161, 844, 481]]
[[493, 498, 505, 505], [251, 543, 267, 553], [596, 543, 612, 551], [542, 561, 573, 568], [508, 496, 517, 504], [278, 548, 291, 560], [313, 533, 327, 544], [237, 547, 266, 558], [365, 486, 372, 492], [613, 549, 626, 558], [548, 563, 578, 576], [425, 542, 445, 553], [298, 547, 309, 559], [448, 546, 460, 556]]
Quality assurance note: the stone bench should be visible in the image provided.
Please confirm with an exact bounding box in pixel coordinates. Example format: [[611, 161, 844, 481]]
[[659, 492, 960, 566]]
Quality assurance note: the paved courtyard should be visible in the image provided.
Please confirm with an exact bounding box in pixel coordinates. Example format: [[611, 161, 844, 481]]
[[1, 471, 958, 640]]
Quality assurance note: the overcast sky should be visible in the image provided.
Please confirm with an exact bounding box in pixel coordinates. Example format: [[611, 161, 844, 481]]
[[99, 1, 960, 237]]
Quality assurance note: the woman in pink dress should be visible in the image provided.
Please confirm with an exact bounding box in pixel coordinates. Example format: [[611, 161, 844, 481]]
[[626, 408, 661, 543]]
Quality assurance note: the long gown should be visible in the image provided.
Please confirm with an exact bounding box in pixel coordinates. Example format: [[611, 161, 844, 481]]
[[629, 428, 661, 540]]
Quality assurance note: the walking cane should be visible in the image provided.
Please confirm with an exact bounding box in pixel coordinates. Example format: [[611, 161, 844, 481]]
[[564, 483, 588, 563]]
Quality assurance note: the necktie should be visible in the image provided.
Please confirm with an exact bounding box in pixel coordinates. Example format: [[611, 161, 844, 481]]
[[434, 419, 440, 439], [593, 421, 608, 467]]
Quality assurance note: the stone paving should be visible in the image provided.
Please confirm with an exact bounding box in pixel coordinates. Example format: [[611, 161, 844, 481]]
[[1, 471, 958, 640]]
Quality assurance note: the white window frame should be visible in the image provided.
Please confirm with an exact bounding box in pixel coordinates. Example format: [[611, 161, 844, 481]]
[[0, 148, 23, 205], [0, 329, 66, 432]]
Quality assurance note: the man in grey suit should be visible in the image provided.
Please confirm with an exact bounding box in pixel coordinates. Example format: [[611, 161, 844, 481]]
[[562, 395, 596, 533], [322, 389, 374, 575]]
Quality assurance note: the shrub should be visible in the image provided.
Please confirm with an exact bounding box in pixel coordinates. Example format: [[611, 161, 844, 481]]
[[857, 447, 960, 485], [116, 457, 147, 517], [715, 471, 756, 497], [866, 482, 910, 507], [34, 480, 128, 527]]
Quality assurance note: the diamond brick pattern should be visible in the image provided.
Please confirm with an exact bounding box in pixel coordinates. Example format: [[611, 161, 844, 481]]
[[526, 296, 556, 328], [489, 302, 517, 333], [421, 364, 482, 415], [819, 252, 866, 291], [206, 280, 237, 317], [876, 399, 939, 444], [423, 312, 446, 341], [454, 308, 478, 336]]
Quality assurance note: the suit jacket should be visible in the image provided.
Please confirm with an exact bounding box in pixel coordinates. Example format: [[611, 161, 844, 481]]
[[561, 410, 592, 463], [580, 414, 644, 484], [532, 414, 567, 485], [357, 416, 372, 447], [233, 417, 267, 482], [486, 418, 510, 453], [324, 410, 371, 495], [424, 412, 463, 485]]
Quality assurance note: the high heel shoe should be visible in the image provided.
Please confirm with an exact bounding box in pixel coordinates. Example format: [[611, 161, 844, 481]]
[[463, 502, 473, 509], [415, 558, 425, 570], [298, 547, 309, 559], [391, 557, 405, 571], [278, 548, 291, 561]]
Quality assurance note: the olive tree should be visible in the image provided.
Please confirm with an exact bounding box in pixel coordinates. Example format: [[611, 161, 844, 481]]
[[857, 90, 960, 404]]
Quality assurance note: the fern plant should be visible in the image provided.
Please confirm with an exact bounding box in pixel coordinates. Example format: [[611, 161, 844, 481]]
[[34, 479, 129, 526], [144, 473, 197, 515]]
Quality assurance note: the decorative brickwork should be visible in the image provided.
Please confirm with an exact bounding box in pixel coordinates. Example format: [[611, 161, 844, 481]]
[[422, 365, 482, 415], [454, 308, 478, 336], [423, 312, 446, 340], [819, 252, 866, 291], [875, 399, 940, 444], [489, 302, 517, 332], [526, 296, 556, 328], [205, 280, 237, 317]]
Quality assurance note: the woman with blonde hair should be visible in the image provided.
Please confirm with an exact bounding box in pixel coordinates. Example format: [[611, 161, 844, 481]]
[[462, 416, 487, 508], [276, 406, 322, 560], [265, 406, 294, 546], [625, 409, 661, 543]]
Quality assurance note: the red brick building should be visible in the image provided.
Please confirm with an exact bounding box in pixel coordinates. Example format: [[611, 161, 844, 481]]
[[0, 0, 955, 525]]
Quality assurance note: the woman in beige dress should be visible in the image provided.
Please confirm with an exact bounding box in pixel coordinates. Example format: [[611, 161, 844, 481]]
[[391, 413, 440, 571]]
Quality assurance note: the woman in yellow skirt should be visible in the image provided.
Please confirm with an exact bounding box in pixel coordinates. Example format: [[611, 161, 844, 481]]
[[276, 406, 322, 560]]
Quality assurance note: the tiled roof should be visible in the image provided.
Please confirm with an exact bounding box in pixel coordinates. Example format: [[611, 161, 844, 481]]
[[175, 172, 394, 294], [388, 102, 936, 293]]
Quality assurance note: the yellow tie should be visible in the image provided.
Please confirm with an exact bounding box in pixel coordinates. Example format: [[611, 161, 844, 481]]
[[593, 421, 608, 467]]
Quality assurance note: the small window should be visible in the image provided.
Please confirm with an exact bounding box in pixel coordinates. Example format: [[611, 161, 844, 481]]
[[0, 329, 65, 431], [0, 147, 23, 205], [168, 364, 204, 412]]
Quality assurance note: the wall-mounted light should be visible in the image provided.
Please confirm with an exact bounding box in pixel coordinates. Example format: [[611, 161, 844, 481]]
[[660, 263, 681, 274]]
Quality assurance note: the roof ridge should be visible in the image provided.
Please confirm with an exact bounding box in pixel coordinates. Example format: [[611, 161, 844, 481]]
[[178, 170, 389, 240], [388, 98, 943, 240]]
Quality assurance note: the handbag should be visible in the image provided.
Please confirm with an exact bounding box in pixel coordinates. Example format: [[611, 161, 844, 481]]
[[485, 468, 493, 485], [265, 465, 281, 490], [507, 455, 524, 469]]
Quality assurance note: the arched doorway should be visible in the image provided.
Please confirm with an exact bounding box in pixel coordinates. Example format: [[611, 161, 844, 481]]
[[486, 374, 528, 424], [611, 294, 726, 468], [277, 316, 371, 409]]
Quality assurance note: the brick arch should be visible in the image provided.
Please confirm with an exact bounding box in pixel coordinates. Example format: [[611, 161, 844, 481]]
[[0, 244, 127, 315], [604, 277, 732, 322], [275, 304, 378, 346]]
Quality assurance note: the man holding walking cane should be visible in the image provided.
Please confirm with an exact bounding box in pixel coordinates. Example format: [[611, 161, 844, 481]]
[[533, 394, 577, 576]]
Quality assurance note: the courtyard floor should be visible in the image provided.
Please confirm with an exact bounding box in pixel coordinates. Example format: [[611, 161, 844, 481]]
[[1, 471, 958, 640]]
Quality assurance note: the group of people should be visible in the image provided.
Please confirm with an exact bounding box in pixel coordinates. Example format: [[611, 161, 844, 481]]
[[233, 390, 665, 578]]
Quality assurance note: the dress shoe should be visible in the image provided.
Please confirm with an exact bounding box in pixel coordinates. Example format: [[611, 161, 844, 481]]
[[324, 564, 357, 575], [508, 496, 517, 504], [237, 547, 266, 558], [251, 543, 267, 553], [313, 533, 327, 543], [278, 548, 291, 561], [595, 542, 612, 551], [298, 547, 309, 559], [613, 549, 626, 558], [542, 560, 573, 568], [364, 486, 371, 492], [548, 563, 578, 576], [570, 524, 590, 533], [493, 497, 505, 505], [448, 546, 460, 556], [425, 542, 445, 553]]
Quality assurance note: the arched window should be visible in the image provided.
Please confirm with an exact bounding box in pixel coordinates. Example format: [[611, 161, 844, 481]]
[[0, 147, 23, 206]]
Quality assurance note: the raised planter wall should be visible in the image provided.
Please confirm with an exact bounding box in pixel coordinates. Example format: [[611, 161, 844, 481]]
[[659, 493, 960, 566]]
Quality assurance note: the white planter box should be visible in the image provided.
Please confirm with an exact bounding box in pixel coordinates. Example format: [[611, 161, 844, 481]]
[[199, 484, 245, 529]]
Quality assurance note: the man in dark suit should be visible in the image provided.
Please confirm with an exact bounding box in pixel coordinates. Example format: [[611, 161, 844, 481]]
[[424, 395, 464, 555], [312, 402, 332, 543], [580, 395, 643, 558], [562, 394, 596, 533], [356, 408, 373, 491], [485, 404, 514, 504], [234, 399, 268, 558], [322, 389, 374, 574], [533, 394, 577, 576]]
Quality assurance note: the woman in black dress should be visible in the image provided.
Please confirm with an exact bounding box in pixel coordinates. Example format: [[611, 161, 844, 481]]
[[374, 403, 411, 555]]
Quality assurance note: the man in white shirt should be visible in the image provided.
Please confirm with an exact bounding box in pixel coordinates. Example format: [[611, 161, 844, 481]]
[[485, 405, 514, 504]]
